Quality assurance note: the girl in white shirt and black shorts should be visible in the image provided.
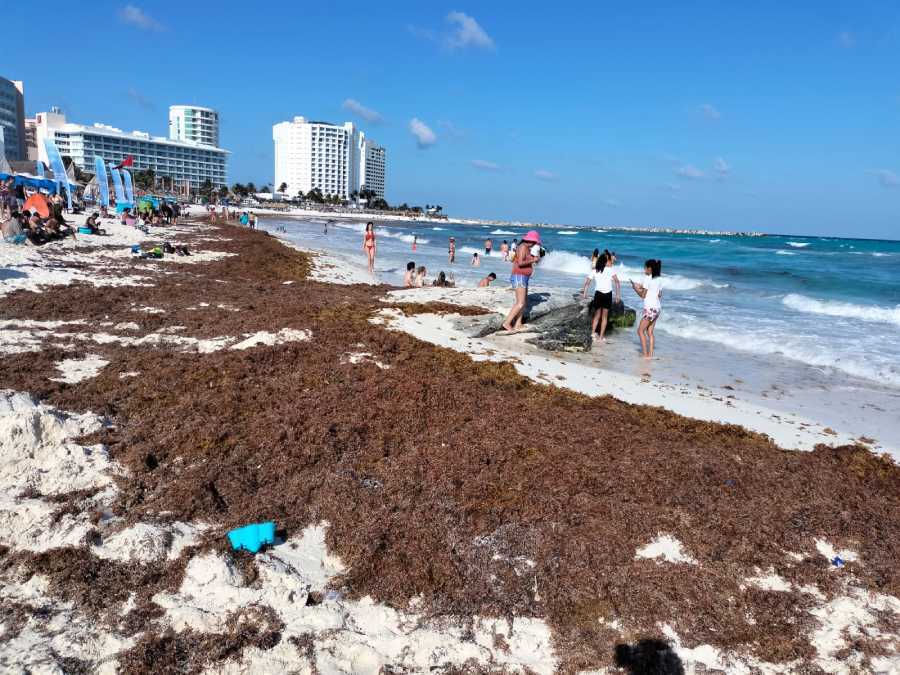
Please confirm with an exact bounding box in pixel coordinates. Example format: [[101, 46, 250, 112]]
[[581, 252, 621, 342]]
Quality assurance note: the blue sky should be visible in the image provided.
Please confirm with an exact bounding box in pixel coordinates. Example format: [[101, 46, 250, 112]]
[[5, 1, 899, 237]]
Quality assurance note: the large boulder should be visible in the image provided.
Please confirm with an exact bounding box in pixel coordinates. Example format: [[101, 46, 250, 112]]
[[464, 294, 637, 352]]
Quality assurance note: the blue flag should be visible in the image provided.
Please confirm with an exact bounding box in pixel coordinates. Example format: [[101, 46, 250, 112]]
[[94, 157, 109, 207], [122, 169, 134, 203], [109, 164, 126, 204], [43, 137, 72, 210]]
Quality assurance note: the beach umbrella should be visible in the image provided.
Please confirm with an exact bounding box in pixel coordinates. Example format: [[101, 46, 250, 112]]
[[23, 193, 51, 218]]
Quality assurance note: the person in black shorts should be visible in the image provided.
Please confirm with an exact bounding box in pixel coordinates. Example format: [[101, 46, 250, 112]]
[[581, 252, 621, 342]]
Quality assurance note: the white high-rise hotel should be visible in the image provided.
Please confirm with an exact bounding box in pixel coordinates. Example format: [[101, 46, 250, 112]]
[[169, 105, 219, 147], [272, 116, 385, 200]]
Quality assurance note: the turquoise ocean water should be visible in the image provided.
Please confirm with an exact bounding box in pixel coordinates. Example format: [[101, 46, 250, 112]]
[[263, 217, 900, 391]]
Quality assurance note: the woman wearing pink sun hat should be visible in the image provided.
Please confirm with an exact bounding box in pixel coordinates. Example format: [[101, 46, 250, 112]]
[[502, 230, 542, 332]]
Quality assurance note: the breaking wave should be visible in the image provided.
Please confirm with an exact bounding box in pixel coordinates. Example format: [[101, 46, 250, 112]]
[[783, 294, 900, 326], [661, 314, 900, 387]]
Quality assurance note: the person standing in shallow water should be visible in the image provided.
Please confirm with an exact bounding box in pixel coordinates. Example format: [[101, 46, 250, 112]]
[[631, 259, 663, 358], [581, 252, 621, 343], [502, 230, 542, 332], [448, 237, 456, 264], [363, 222, 377, 274]]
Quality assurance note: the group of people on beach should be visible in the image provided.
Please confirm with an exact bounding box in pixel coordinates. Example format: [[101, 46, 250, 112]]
[[1, 192, 77, 245], [361, 222, 664, 358]]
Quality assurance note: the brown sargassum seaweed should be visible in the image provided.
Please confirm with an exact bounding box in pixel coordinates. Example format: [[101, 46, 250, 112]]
[[1, 221, 898, 673]]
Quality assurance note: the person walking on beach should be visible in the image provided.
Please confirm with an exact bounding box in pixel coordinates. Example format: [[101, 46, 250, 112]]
[[630, 259, 663, 358], [363, 222, 377, 274], [501, 230, 542, 332], [485, 238, 493, 256], [581, 252, 621, 343], [448, 237, 456, 264], [404, 261, 416, 287]]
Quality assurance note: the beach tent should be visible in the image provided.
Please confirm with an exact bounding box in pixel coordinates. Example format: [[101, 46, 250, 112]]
[[23, 193, 51, 218], [0, 172, 59, 193]]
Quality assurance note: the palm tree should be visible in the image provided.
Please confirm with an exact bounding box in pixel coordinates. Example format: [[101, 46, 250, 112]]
[[295, 189, 305, 201], [278, 182, 288, 194]]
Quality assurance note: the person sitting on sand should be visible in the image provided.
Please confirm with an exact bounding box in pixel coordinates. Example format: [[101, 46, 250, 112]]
[[478, 272, 497, 287], [581, 252, 621, 343], [471, 252, 480, 267], [432, 271, 455, 288], [403, 261, 416, 287], [85, 213, 107, 235], [630, 259, 663, 359], [502, 230, 542, 332], [415, 265, 427, 287], [448, 237, 456, 264]]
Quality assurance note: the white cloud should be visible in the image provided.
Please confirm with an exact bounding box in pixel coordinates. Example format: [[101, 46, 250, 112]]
[[446, 11, 495, 50], [118, 5, 163, 30], [409, 118, 437, 148], [871, 169, 899, 188], [676, 164, 705, 179], [472, 159, 501, 171], [837, 31, 856, 48], [342, 99, 383, 124], [714, 157, 731, 179], [533, 169, 557, 181], [700, 103, 721, 121], [411, 12, 495, 51]]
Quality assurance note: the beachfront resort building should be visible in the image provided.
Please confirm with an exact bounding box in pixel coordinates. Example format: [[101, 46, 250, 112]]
[[169, 105, 220, 147], [361, 139, 386, 199], [272, 116, 386, 200], [0, 76, 26, 162], [34, 108, 229, 192]]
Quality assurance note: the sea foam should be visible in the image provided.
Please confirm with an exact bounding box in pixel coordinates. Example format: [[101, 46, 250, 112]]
[[661, 314, 900, 387], [783, 294, 900, 327]]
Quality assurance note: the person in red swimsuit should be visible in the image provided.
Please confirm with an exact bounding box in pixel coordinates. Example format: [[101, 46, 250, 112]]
[[362, 222, 376, 275]]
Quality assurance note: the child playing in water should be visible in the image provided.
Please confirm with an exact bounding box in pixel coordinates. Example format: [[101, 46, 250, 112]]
[[630, 259, 663, 358], [478, 272, 497, 287]]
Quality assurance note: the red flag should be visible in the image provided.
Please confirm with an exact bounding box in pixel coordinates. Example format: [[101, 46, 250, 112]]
[[115, 155, 134, 169]]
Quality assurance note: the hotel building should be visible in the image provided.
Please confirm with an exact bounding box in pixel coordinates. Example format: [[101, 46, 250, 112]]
[[34, 108, 228, 191], [169, 105, 220, 147], [272, 116, 386, 200], [0, 76, 26, 162]]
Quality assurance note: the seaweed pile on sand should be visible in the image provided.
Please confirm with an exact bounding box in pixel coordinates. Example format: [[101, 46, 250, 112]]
[[1, 219, 898, 673]]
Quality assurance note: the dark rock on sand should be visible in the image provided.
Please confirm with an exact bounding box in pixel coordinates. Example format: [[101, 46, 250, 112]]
[[470, 294, 637, 352]]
